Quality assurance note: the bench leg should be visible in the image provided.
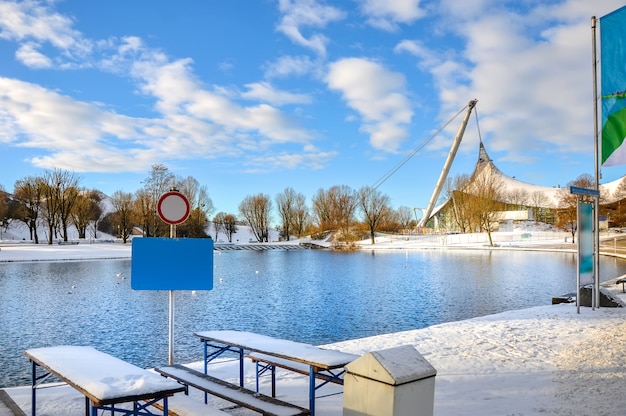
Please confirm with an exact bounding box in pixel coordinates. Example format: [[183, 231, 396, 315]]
[[163, 397, 168, 415], [309, 368, 315, 416], [271, 366, 276, 398], [30, 361, 36, 416], [254, 361, 277, 398], [238, 348, 244, 388]]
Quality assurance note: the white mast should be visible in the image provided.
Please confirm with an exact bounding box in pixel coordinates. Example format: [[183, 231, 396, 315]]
[[418, 99, 477, 228]]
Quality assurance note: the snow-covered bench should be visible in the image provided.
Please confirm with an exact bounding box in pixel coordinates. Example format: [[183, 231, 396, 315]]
[[155, 364, 310, 416], [24, 345, 186, 416], [193, 330, 358, 415], [247, 352, 346, 398]]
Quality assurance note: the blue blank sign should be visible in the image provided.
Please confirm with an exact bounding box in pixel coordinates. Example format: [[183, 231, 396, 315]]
[[131, 238, 214, 290]]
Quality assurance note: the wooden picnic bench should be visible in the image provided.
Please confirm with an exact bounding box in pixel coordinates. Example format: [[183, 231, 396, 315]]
[[193, 330, 359, 415], [247, 352, 345, 398], [155, 364, 310, 416], [24, 345, 186, 416]]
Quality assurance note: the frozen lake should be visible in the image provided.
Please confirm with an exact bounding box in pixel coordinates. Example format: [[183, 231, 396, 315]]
[[2, 248, 625, 387]]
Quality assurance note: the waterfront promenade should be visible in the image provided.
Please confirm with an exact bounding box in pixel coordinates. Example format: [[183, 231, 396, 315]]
[[2, 232, 626, 415]]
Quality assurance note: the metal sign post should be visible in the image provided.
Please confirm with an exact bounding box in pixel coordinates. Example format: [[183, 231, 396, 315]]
[[132, 190, 213, 366], [157, 190, 190, 365]]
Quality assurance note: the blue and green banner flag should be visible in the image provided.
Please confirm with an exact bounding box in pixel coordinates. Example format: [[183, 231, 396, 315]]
[[601, 5, 626, 166]]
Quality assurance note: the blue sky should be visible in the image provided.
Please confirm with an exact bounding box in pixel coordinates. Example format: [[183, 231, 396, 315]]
[[0, 0, 624, 216]]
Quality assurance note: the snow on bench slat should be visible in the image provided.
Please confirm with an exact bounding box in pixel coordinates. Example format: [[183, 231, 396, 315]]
[[194, 330, 358, 369], [248, 352, 311, 374], [158, 364, 309, 416], [24, 346, 183, 404], [152, 393, 229, 416]]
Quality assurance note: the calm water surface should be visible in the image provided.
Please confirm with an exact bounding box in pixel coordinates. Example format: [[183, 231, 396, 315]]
[[1, 249, 625, 387]]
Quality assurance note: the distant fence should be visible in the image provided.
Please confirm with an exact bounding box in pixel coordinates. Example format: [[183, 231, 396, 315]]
[[374, 231, 571, 247]]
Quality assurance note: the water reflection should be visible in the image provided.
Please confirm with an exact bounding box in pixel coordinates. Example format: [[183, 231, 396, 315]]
[[1, 249, 625, 387]]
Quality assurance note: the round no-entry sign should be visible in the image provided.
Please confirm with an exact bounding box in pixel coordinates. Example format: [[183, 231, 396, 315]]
[[157, 191, 190, 225]]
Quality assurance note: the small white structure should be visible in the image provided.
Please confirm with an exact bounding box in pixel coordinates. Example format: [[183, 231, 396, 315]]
[[343, 345, 437, 416]]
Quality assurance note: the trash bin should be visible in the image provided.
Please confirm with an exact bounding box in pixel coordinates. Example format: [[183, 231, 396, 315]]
[[343, 345, 437, 416]]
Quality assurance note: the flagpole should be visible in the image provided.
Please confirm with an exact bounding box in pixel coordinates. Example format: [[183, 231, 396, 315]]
[[592, 16, 600, 309]]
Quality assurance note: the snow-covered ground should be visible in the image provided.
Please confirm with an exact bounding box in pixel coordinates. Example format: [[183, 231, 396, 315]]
[[2, 236, 626, 415]]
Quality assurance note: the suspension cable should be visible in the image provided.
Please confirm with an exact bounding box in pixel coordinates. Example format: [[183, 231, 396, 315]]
[[371, 103, 471, 190], [474, 104, 483, 143]]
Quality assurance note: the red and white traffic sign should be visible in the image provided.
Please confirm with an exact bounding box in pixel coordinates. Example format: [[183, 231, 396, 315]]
[[157, 191, 190, 225]]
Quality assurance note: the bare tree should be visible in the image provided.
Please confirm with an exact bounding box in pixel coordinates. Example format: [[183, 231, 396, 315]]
[[177, 176, 215, 238], [395, 206, 414, 231], [291, 192, 309, 238], [13, 176, 42, 243], [213, 212, 227, 241], [444, 174, 473, 233], [140, 164, 175, 237], [224, 214, 238, 242], [465, 168, 505, 246], [133, 189, 152, 237], [311, 188, 332, 231], [40, 169, 80, 244], [197, 185, 215, 233], [71, 189, 102, 239], [111, 190, 134, 243], [239, 193, 272, 242], [311, 185, 356, 239], [55, 170, 81, 242], [276, 187, 304, 241], [357, 186, 391, 244], [330, 185, 356, 238]]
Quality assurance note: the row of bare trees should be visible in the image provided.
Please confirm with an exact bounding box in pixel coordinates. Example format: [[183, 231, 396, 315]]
[[3, 165, 217, 244], [10, 169, 102, 244], [2, 164, 411, 245], [5, 161, 620, 246], [238, 185, 409, 245]]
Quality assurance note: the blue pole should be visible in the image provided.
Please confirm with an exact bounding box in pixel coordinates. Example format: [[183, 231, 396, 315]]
[[309, 366, 315, 415]]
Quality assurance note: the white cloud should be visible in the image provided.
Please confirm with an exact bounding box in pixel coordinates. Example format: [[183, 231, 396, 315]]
[[276, 0, 346, 56], [0, 0, 92, 64], [0, 78, 136, 146], [359, 0, 426, 31], [123, 46, 316, 145], [326, 57, 413, 152], [245, 148, 338, 172], [0, 0, 76, 48], [396, 0, 626, 163], [394, 39, 438, 68], [15, 42, 51, 68], [264, 55, 316, 78], [0, 77, 151, 171], [241, 82, 312, 106]]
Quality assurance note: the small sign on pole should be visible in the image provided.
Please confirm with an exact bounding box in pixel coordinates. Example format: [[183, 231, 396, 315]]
[[157, 191, 190, 225]]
